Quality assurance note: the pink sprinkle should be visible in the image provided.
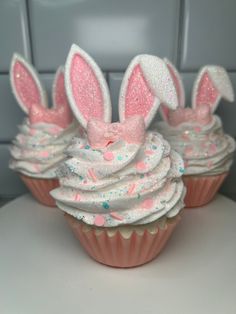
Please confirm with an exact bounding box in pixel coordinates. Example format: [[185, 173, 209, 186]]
[[110, 212, 123, 221], [128, 183, 136, 195], [141, 198, 154, 210], [136, 161, 146, 171], [94, 215, 105, 226], [181, 133, 190, 141], [209, 143, 217, 153], [40, 139, 46, 144], [207, 161, 213, 168], [30, 129, 36, 136], [40, 151, 49, 158], [49, 126, 61, 135], [88, 168, 97, 182], [103, 151, 114, 161], [184, 160, 189, 168], [145, 150, 154, 155], [194, 126, 202, 133], [74, 193, 81, 201], [184, 146, 193, 156], [34, 164, 40, 172]]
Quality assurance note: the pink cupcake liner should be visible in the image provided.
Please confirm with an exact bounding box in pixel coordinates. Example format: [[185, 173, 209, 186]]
[[20, 174, 59, 207], [183, 172, 228, 208], [65, 214, 181, 268]]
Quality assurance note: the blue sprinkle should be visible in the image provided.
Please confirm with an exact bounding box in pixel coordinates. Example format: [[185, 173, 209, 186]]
[[179, 167, 185, 173], [84, 145, 90, 149], [152, 145, 157, 150], [102, 201, 110, 209], [117, 155, 123, 161], [79, 175, 83, 180]]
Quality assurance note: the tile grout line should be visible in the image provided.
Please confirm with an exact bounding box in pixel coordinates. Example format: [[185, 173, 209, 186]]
[[25, 0, 34, 65]]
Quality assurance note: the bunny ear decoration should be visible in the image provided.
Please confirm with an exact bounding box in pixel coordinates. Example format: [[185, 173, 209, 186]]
[[192, 65, 234, 113], [159, 59, 185, 122], [65, 44, 112, 129], [118, 54, 178, 128], [52, 65, 69, 108], [10, 53, 48, 113]]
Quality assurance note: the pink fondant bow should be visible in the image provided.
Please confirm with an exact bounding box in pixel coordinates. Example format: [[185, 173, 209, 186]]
[[29, 103, 73, 129], [168, 104, 212, 126], [87, 116, 145, 148]]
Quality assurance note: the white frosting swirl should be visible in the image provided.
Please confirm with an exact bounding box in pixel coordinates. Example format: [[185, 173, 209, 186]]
[[51, 131, 186, 227], [9, 118, 81, 178], [156, 115, 235, 176]]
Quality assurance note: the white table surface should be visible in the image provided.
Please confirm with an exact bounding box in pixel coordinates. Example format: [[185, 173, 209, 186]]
[[0, 194, 236, 314]]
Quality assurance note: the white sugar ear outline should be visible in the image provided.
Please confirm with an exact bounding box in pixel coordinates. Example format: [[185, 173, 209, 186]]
[[52, 65, 68, 108], [159, 59, 185, 122], [192, 65, 234, 113], [118, 54, 179, 128], [65, 44, 112, 129], [10, 53, 48, 114]]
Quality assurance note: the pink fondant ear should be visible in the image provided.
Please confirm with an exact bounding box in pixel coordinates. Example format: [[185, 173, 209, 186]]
[[10, 53, 48, 113], [119, 54, 178, 128], [52, 66, 69, 108], [192, 66, 234, 112], [51, 65, 73, 126], [159, 59, 185, 122], [65, 44, 112, 129]]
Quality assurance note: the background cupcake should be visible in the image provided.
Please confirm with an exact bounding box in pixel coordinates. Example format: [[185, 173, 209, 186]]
[[9, 53, 79, 206], [51, 44, 186, 268], [156, 60, 235, 207]]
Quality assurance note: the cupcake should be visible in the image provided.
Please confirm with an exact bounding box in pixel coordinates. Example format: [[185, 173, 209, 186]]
[[156, 59, 235, 207], [51, 44, 186, 268], [9, 53, 80, 207]]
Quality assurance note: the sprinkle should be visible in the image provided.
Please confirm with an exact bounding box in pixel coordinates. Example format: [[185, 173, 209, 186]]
[[207, 161, 213, 168], [145, 150, 154, 155], [94, 215, 105, 226], [40, 151, 49, 158], [136, 161, 146, 171], [117, 155, 123, 161], [128, 183, 136, 195], [84, 145, 90, 150], [102, 201, 110, 209], [181, 133, 190, 141], [103, 151, 114, 161], [184, 160, 189, 168], [34, 164, 40, 172], [74, 193, 81, 201], [49, 126, 61, 135], [110, 212, 123, 221], [194, 126, 202, 133], [87, 168, 97, 182], [141, 198, 154, 209], [179, 167, 185, 174], [209, 143, 217, 154], [184, 145, 193, 156], [152, 145, 157, 150], [29, 129, 36, 136]]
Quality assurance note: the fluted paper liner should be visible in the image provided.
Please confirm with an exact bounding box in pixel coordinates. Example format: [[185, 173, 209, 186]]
[[65, 213, 181, 268], [20, 174, 59, 207], [183, 173, 228, 208]]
